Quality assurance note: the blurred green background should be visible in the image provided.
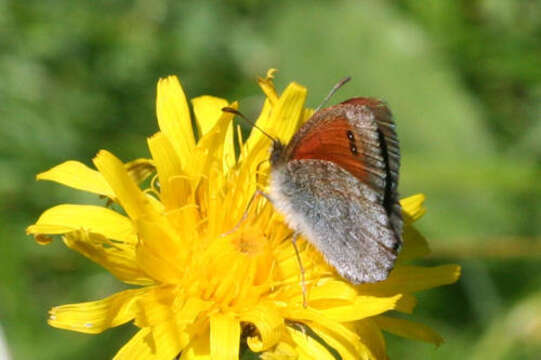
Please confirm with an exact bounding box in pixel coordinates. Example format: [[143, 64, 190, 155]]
[[1, 0, 540, 359]]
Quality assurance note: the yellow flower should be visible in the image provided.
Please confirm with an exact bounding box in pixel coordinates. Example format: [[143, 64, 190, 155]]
[[27, 69, 461, 359]]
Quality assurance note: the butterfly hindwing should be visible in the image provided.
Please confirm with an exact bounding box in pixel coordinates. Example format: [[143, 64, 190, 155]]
[[271, 159, 398, 283]]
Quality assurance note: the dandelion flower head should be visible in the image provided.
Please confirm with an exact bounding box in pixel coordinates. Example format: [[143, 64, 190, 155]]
[[27, 69, 460, 359]]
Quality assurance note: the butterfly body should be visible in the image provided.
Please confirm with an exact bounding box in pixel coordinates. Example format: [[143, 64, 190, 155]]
[[269, 98, 402, 283]]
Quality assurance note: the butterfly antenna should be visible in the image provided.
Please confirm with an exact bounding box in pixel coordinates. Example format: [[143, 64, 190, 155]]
[[222, 107, 277, 143], [314, 76, 352, 112]]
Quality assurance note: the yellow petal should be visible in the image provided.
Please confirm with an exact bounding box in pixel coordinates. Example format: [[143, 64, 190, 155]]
[[177, 297, 214, 326], [136, 219, 184, 283], [269, 82, 308, 144], [240, 303, 285, 352], [93, 150, 157, 221], [133, 291, 175, 328], [191, 102, 237, 180], [301, 108, 314, 124], [257, 69, 279, 105], [286, 314, 363, 360], [63, 231, 151, 285], [132, 289, 199, 357], [210, 313, 240, 360], [400, 194, 426, 224], [284, 307, 360, 349], [48, 288, 147, 334], [165, 203, 200, 249], [188, 95, 236, 173], [37, 160, 115, 198], [357, 264, 461, 294], [286, 326, 336, 360], [156, 76, 195, 170], [223, 121, 236, 173], [192, 95, 229, 137], [317, 294, 403, 322], [149, 319, 191, 359], [307, 322, 364, 360], [260, 82, 307, 145], [135, 291, 211, 328], [374, 315, 444, 346], [208, 247, 245, 303], [392, 264, 461, 293], [244, 81, 307, 162], [308, 280, 358, 303], [147, 132, 186, 210], [26, 204, 136, 244], [152, 319, 191, 359], [241, 99, 272, 163], [180, 330, 211, 360], [114, 328, 155, 360], [138, 208, 184, 251], [139, 293, 210, 358]]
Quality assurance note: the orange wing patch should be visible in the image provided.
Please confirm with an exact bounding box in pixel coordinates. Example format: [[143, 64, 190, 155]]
[[289, 116, 370, 183]]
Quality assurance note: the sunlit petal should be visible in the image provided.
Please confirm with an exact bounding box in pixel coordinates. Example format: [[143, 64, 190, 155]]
[[37, 160, 115, 198], [93, 150, 157, 221], [156, 76, 195, 170], [192, 95, 229, 137], [147, 132, 186, 210], [27, 204, 136, 244], [358, 264, 461, 294], [316, 294, 403, 322], [210, 313, 240, 360], [401, 194, 426, 223], [114, 328, 155, 360], [48, 288, 147, 334], [240, 303, 284, 352], [63, 231, 151, 285], [180, 330, 211, 360]]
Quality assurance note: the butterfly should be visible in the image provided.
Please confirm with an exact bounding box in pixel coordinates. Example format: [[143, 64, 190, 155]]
[[267, 97, 403, 284]]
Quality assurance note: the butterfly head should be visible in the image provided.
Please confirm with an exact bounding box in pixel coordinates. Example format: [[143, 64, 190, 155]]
[[269, 140, 287, 166]]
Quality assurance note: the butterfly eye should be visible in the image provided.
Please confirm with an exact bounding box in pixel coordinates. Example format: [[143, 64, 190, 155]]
[[350, 144, 358, 155], [346, 130, 355, 141]]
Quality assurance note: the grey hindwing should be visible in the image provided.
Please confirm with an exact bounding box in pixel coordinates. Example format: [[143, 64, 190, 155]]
[[280, 159, 398, 283]]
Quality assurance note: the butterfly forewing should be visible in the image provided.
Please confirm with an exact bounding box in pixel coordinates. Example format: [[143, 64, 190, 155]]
[[287, 99, 397, 200], [288, 116, 372, 181]]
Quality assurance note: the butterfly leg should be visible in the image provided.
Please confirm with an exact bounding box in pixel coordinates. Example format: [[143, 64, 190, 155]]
[[221, 189, 272, 237], [291, 232, 308, 308]]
